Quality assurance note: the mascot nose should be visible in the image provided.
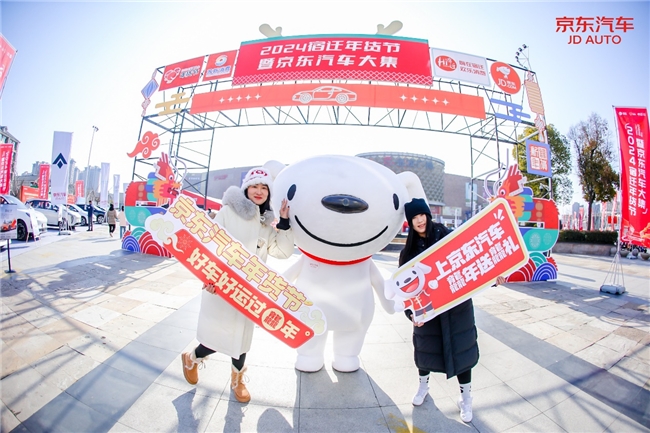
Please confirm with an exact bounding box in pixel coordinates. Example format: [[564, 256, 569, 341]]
[[321, 194, 368, 214]]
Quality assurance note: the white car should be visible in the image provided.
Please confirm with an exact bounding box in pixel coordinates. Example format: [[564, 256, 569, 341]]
[[66, 204, 90, 226], [0, 194, 48, 241], [26, 199, 82, 228]]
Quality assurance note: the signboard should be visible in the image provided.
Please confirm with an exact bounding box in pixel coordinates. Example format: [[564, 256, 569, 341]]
[[0, 34, 16, 98], [0, 143, 13, 195], [385, 198, 528, 323], [50, 132, 72, 205], [430, 48, 490, 86], [191, 82, 486, 119], [0, 204, 17, 240], [145, 195, 326, 348], [232, 34, 433, 86], [615, 107, 650, 248], [490, 61, 522, 95], [159, 56, 205, 91], [526, 139, 552, 176], [113, 174, 120, 209], [202, 50, 238, 82], [38, 164, 50, 199]]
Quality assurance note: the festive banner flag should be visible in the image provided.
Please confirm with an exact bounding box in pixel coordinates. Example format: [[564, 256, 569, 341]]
[[0, 143, 13, 195], [0, 34, 17, 98], [145, 194, 326, 348], [385, 198, 529, 323], [113, 174, 120, 209], [50, 132, 73, 205], [38, 164, 50, 199], [615, 107, 650, 248], [100, 162, 110, 208], [75, 180, 84, 199]]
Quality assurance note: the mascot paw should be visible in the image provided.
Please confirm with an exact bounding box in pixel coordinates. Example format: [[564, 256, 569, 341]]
[[332, 355, 360, 373], [295, 355, 324, 373]]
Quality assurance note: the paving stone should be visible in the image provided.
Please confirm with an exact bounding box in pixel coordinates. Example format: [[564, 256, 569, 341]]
[[299, 368, 379, 409], [382, 402, 470, 433], [507, 368, 580, 412], [0, 365, 62, 422], [597, 333, 639, 354], [545, 331, 592, 354], [609, 356, 650, 388], [118, 288, 161, 302], [98, 314, 156, 339], [70, 305, 122, 328], [614, 325, 649, 343], [37, 316, 95, 345], [116, 382, 220, 433], [518, 321, 564, 341], [478, 348, 543, 382], [503, 413, 566, 432], [66, 328, 131, 363], [207, 402, 297, 433], [575, 343, 624, 370], [1, 343, 24, 379], [29, 345, 100, 391], [1, 400, 21, 433], [470, 383, 542, 432], [96, 296, 143, 314], [125, 302, 175, 323], [545, 389, 626, 432]]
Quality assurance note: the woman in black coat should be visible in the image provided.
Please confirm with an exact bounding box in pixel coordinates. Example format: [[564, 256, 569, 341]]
[[399, 198, 478, 423]]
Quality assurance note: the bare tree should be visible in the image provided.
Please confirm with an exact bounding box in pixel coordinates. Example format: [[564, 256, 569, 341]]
[[567, 113, 619, 230]]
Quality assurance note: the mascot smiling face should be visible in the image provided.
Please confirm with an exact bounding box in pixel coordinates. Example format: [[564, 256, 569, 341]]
[[273, 155, 408, 261], [272, 155, 428, 373]]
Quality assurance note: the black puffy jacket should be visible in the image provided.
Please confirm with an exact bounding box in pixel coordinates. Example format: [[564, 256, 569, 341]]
[[399, 222, 479, 379]]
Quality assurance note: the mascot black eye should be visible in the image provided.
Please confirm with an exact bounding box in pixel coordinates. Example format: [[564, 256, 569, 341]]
[[393, 194, 399, 210], [288, 184, 297, 201]]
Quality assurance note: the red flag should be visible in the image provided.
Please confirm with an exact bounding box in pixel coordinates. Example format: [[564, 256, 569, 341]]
[[0, 143, 13, 195], [75, 180, 84, 199], [38, 164, 50, 199], [615, 107, 650, 248]]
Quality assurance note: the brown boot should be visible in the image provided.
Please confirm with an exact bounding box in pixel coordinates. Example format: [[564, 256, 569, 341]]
[[182, 351, 204, 385], [231, 365, 250, 403]]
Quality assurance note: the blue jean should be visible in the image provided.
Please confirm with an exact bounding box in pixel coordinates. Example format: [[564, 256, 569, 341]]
[[120, 226, 126, 238]]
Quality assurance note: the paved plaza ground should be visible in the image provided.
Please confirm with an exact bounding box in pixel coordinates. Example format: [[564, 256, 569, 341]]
[[1, 227, 649, 433]]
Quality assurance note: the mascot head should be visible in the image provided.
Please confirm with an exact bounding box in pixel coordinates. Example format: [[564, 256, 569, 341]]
[[272, 155, 426, 262]]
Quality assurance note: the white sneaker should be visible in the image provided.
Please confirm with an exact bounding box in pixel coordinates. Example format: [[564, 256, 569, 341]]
[[412, 383, 429, 406], [458, 396, 473, 422]]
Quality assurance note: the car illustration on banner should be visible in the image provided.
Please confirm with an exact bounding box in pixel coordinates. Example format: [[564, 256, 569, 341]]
[[292, 86, 358, 104]]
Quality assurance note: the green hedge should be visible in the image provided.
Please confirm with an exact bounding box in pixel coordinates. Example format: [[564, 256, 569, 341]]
[[558, 230, 618, 245]]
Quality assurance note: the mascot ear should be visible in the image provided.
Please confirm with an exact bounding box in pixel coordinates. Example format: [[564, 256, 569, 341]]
[[398, 171, 427, 201], [263, 160, 286, 180]]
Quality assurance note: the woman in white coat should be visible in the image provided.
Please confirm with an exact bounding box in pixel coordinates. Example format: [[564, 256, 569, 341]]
[[181, 165, 294, 403]]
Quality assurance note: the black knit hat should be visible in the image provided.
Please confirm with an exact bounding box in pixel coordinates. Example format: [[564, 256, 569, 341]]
[[404, 198, 431, 222]]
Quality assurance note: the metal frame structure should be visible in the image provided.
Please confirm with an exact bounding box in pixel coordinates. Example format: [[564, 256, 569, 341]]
[[134, 61, 545, 214]]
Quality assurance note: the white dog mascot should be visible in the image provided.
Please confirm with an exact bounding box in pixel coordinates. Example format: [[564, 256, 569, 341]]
[[272, 155, 426, 372]]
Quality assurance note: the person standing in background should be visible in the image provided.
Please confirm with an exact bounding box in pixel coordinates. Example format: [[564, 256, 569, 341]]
[[118, 205, 128, 238]]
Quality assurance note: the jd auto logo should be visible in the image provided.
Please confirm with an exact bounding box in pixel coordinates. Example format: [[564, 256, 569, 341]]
[[435, 55, 457, 72], [490, 62, 521, 94]]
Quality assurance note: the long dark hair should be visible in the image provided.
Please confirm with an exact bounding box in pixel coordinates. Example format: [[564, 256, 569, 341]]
[[244, 186, 272, 214], [399, 213, 435, 266]]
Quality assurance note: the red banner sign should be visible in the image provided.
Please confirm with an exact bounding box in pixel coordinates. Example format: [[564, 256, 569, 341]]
[[75, 180, 84, 199], [38, 164, 50, 199], [0, 34, 16, 97], [191, 83, 486, 119], [0, 143, 13, 195], [232, 34, 433, 86], [615, 107, 650, 248], [202, 50, 238, 82], [159, 56, 205, 91], [147, 195, 326, 348], [385, 198, 529, 323]]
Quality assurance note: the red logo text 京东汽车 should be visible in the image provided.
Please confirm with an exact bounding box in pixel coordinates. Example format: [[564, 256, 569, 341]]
[[556, 16, 634, 45]]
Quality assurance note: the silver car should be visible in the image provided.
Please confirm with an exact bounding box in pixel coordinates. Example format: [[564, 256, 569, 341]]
[[25, 199, 82, 228], [0, 194, 48, 240]]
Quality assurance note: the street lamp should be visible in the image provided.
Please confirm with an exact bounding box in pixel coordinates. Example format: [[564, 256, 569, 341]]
[[85, 126, 98, 203]]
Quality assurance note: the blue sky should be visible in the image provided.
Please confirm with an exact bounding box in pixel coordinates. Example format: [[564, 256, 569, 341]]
[[1, 0, 648, 209]]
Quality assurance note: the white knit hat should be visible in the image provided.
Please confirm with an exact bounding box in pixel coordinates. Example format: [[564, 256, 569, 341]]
[[241, 166, 273, 194]]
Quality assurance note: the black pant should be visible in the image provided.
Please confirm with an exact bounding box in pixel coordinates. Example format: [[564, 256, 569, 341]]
[[419, 368, 472, 385], [195, 344, 246, 370], [108, 224, 116, 234]]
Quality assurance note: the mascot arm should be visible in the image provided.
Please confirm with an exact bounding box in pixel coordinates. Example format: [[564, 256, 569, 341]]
[[281, 256, 303, 283], [370, 261, 395, 314], [267, 227, 295, 259]]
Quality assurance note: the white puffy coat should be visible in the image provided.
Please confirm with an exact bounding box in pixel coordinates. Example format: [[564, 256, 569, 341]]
[[196, 186, 294, 358]]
